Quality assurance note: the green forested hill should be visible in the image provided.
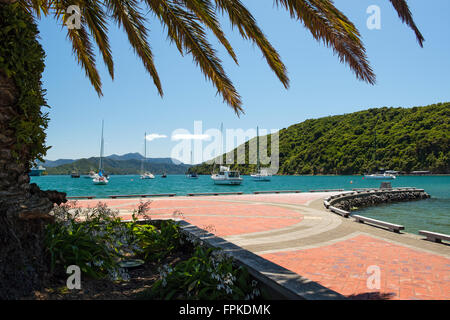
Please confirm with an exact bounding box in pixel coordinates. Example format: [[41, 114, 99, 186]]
[[46, 158, 191, 175], [192, 103, 449, 175]]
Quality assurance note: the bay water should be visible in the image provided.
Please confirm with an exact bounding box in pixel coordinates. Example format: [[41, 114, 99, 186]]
[[31, 175, 449, 235]]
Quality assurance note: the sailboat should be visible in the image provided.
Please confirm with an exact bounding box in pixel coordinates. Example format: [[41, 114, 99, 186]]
[[251, 126, 271, 181], [363, 120, 396, 180], [93, 120, 109, 185], [186, 151, 199, 178], [210, 123, 242, 185], [140, 132, 155, 179]]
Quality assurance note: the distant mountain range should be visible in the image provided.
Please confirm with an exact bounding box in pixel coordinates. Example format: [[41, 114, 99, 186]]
[[40, 153, 189, 175]]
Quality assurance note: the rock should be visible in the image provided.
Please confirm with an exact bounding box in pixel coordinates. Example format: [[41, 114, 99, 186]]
[[332, 190, 430, 211]]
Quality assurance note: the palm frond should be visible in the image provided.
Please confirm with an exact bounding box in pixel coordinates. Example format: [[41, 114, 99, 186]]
[[389, 0, 424, 47], [177, 0, 238, 64], [66, 22, 103, 96], [81, 0, 114, 80], [275, 0, 375, 85], [214, 0, 289, 89], [106, 0, 163, 96], [145, 0, 242, 114]]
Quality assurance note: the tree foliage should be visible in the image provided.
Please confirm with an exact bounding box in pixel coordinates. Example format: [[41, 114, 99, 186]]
[[193, 103, 450, 175], [0, 2, 49, 164]]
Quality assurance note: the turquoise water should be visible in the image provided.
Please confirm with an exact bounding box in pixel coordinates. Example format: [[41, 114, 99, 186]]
[[31, 175, 449, 235]]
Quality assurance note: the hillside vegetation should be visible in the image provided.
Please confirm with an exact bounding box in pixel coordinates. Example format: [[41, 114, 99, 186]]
[[46, 157, 190, 175], [192, 103, 449, 175]]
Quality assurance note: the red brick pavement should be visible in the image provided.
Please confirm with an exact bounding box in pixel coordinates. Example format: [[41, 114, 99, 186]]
[[262, 235, 450, 300], [73, 198, 304, 237]]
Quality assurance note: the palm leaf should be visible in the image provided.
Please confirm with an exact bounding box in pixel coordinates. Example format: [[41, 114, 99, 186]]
[[66, 22, 103, 96], [145, 0, 242, 113], [178, 0, 238, 64], [275, 0, 375, 84], [80, 0, 115, 80], [106, 0, 163, 96], [214, 0, 289, 89], [389, 0, 424, 47]]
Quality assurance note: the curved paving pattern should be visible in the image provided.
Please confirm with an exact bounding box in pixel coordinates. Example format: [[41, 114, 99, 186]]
[[72, 193, 450, 300]]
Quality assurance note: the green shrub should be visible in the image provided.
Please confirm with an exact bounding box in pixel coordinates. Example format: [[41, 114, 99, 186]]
[[137, 220, 184, 262], [142, 246, 262, 300], [45, 202, 144, 280]]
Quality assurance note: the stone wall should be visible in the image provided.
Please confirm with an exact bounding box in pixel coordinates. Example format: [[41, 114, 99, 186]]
[[330, 190, 430, 212]]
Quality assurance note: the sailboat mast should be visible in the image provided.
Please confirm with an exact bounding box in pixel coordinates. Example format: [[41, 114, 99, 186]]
[[142, 132, 146, 174], [256, 126, 260, 172], [99, 120, 104, 171], [221, 122, 224, 165]]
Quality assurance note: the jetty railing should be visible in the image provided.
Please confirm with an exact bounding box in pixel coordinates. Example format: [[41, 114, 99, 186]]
[[419, 230, 450, 244], [309, 189, 344, 193], [109, 193, 176, 199], [253, 190, 302, 194], [187, 192, 243, 196], [353, 215, 404, 233], [67, 196, 96, 200]]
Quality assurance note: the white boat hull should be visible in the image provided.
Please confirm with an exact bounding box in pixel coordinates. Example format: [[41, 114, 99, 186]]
[[93, 177, 108, 185], [251, 174, 271, 181], [212, 178, 243, 185], [364, 174, 396, 180]]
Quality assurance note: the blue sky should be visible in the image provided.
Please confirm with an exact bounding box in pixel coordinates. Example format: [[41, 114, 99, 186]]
[[37, 0, 450, 163]]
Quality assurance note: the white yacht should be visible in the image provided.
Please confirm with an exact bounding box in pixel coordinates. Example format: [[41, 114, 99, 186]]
[[250, 126, 271, 181], [364, 171, 397, 180], [93, 120, 109, 185], [251, 168, 272, 181], [211, 166, 243, 185], [141, 172, 155, 179], [140, 132, 155, 179], [364, 173, 396, 180]]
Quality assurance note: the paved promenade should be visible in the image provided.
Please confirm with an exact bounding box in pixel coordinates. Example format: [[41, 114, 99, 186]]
[[73, 193, 450, 300]]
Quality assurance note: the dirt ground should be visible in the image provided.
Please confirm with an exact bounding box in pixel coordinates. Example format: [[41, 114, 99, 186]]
[[24, 252, 189, 300]]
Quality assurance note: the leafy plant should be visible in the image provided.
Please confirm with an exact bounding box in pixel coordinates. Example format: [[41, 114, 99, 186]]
[[137, 220, 183, 262], [142, 246, 262, 300], [45, 202, 144, 280]]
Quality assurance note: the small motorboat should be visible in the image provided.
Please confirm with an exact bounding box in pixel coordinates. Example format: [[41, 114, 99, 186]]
[[29, 165, 46, 176], [364, 173, 396, 180], [186, 172, 199, 179], [71, 171, 80, 178], [162, 172, 167, 178]]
